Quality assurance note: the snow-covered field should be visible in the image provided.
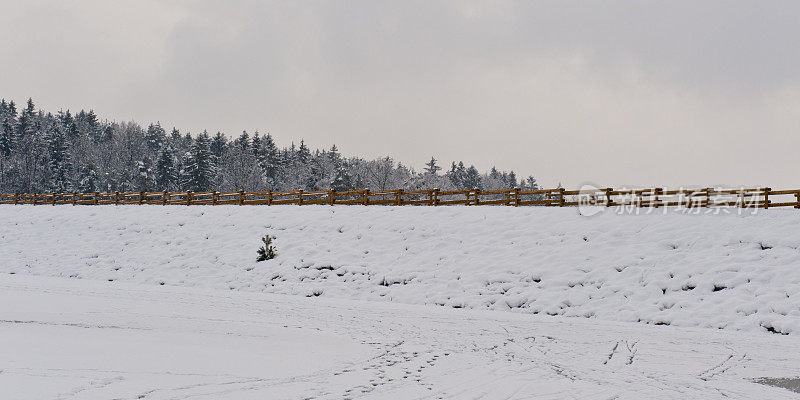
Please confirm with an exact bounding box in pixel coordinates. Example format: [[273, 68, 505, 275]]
[[2, 205, 800, 398], [2, 205, 800, 334], [3, 274, 800, 399]]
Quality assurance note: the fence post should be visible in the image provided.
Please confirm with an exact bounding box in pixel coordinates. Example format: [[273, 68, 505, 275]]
[[33, 193, 37, 206], [187, 191, 192, 206], [72, 193, 76, 206], [267, 190, 273, 206], [139, 191, 144, 205], [113, 192, 119, 205], [212, 191, 217, 206], [559, 188, 565, 207], [362, 189, 369, 206], [514, 187, 520, 207], [13, 192, 18, 205], [737, 188, 744, 209], [432, 189, 439, 206], [473, 188, 480, 206], [298, 190, 303, 206], [764, 187, 771, 209], [238, 190, 244, 206], [329, 190, 335, 206], [163, 191, 168, 206], [396, 189, 403, 206], [653, 188, 661, 208], [52, 193, 57, 206], [94, 192, 99, 205]]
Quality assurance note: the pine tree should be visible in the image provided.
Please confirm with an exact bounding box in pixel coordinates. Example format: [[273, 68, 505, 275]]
[[155, 145, 178, 190], [357, 174, 368, 189], [525, 176, 539, 190], [145, 122, 166, 152], [182, 132, 193, 149], [251, 132, 262, 157], [170, 128, 182, 143], [210, 132, 227, 160], [58, 109, 77, 138], [506, 171, 518, 188], [135, 156, 155, 191], [100, 125, 113, 142], [235, 131, 250, 151], [77, 163, 99, 193], [262, 133, 279, 180], [447, 161, 469, 188], [256, 235, 277, 261], [47, 127, 72, 192], [424, 157, 441, 175], [181, 133, 215, 191], [328, 144, 340, 162], [297, 140, 311, 164], [0, 117, 13, 156], [75, 109, 100, 139], [16, 98, 37, 139], [464, 165, 481, 189], [331, 163, 354, 192], [65, 120, 79, 138], [447, 162, 459, 187], [304, 159, 323, 190]]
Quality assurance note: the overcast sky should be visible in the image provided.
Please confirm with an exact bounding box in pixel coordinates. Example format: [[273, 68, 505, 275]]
[[2, 1, 799, 188]]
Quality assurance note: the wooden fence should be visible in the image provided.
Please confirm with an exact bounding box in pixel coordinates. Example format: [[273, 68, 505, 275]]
[[2, 187, 800, 209]]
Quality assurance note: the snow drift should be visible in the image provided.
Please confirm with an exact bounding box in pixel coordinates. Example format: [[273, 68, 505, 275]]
[[2, 205, 799, 335]]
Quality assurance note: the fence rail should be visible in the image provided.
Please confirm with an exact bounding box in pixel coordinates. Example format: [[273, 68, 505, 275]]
[[1, 187, 800, 209]]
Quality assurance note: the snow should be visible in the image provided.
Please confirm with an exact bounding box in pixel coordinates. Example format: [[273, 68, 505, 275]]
[[3, 204, 800, 398], [3, 274, 800, 399], [1, 275, 371, 399], [2, 205, 799, 334]]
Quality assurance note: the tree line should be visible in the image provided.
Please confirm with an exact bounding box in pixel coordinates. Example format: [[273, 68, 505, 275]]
[[0, 98, 541, 195]]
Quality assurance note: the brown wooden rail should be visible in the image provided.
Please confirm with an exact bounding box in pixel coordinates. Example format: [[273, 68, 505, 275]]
[[1, 187, 799, 209]]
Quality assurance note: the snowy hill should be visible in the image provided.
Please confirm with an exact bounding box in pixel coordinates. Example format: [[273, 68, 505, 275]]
[[2, 205, 799, 335]]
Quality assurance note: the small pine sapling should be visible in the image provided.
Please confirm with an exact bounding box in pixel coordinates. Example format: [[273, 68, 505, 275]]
[[256, 235, 277, 262]]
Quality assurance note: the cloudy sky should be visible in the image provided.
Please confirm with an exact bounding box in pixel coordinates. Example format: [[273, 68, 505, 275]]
[[2, 1, 799, 188]]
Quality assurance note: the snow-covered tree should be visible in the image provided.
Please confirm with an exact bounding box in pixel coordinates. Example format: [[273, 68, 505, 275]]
[[181, 133, 215, 191], [145, 122, 166, 152], [47, 127, 72, 192], [16, 98, 37, 140], [0, 97, 541, 195], [328, 144, 340, 162], [77, 163, 99, 193], [464, 166, 481, 189], [0, 117, 13, 156], [155, 146, 178, 191], [261, 133, 279, 182], [135, 156, 155, 191], [424, 157, 441, 175], [297, 140, 311, 164], [210, 132, 227, 160], [524, 176, 539, 190], [331, 163, 354, 192]]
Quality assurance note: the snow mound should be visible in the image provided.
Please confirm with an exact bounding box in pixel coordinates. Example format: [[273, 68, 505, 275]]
[[2, 205, 800, 335]]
